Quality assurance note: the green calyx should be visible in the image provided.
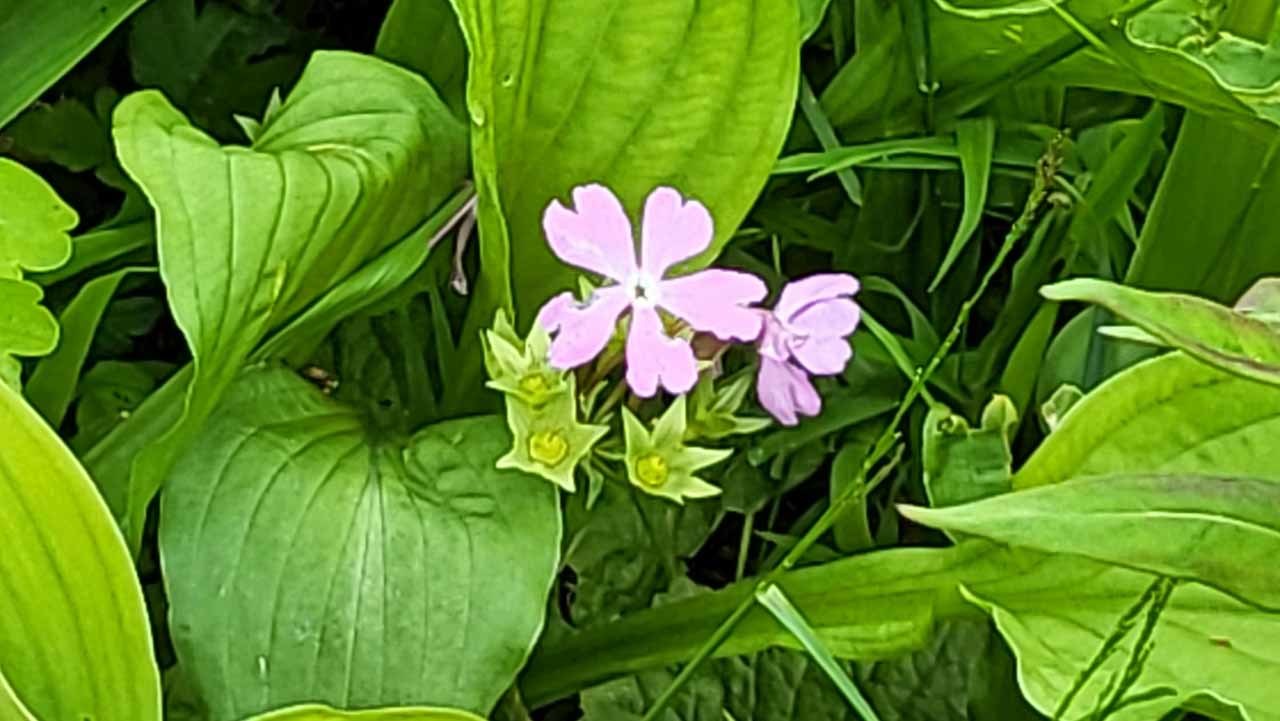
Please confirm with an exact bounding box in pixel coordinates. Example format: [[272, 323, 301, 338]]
[[622, 396, 729, 504], [686, 372, 771, 440], [497, 376, 608, 493], [482, 310, 567, 407]]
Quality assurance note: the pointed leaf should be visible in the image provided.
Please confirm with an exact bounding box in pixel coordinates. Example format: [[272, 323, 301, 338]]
[[929, 116, 995, 290], [102, 51, 468, 548], [1044, 277, 1280, 388], [1013, 352, 1280, 489], [0, 371, 160, 721], [902, 474, 1280, 610]]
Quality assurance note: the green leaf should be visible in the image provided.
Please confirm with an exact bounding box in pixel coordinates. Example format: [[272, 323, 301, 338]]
[[0, 669, 35, 721], [0, 370, 160, 721], [376, 0, 468, 118], [966, 563, 1280, 721], [1124, 113, 1280, 303], [451, 0, 802, 392], [902, 473, 1280, 610], [160, 367, 560, 719], [757, 584, 882, 721], [72, 360, 172, 452], [0, 280, 60, 359], [0, 0, 148, 127], [921, 396, 1016, 509], [101, 50, 468, 549], [4, 97, 111, 172], [523, 540, 1280, 719], [237, 703, 486, 721], [1044, 277, 1280, 388], [26, 268, 135, 426], [128, 0, 304, 138], [580, 648, 865, 721], [0, 158, 77, 278], [929, 116, 995, 290], [1013, 352, 1280, 489], [860, 620, 1042, 721]]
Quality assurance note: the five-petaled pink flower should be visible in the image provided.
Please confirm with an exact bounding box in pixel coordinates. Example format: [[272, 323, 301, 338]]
[[537, 184, 767, 397], [756, 274, 861, 425]]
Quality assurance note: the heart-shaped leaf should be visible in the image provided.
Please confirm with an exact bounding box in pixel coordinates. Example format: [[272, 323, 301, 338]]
[[0, 371, 160, 721], [160, 367, 560, 720], [101, 50, 468, 548]]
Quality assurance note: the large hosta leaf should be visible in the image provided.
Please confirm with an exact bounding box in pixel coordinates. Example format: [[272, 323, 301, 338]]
[[160, 368, 560, 720], [1013, 352, 1280, 488], [100, 51, 467, 547], [452, 0, 802, 348], [903, 474, 1280, 610], [0, 372, 160, 721]]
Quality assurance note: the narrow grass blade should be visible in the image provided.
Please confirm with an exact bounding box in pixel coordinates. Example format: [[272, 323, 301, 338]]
[[756, 584, 881, 721]]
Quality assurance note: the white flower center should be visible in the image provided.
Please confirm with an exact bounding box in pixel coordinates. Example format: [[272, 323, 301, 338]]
[[629, 271, 663, 307]]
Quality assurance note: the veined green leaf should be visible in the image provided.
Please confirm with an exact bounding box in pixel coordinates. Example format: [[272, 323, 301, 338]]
[[0, 0, 148, 127], [1044, 277, 1280, 388], [236, 703, 485, 721], [0, 372, 160, 721], [523, 541, 1280, 721], [968, 561, 1280, 721], [929, 116, 995, 290], [99, 51, 468, 549], [1013, 352, 1280, 489], [160, 368, 560, 719], [451, 0, 802, 399], [902, 474, 1280, 610]]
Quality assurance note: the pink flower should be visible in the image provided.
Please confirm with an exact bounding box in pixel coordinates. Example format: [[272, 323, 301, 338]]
[[537, 184, 767, 397], [756, 274, 861, 425]]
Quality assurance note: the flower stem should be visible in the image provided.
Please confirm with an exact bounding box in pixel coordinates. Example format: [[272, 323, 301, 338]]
[[639, 135, 1064, 721]]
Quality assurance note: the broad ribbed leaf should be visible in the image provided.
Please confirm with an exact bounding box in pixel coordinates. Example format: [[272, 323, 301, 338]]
[[1044, 277, 1280, 387], [0, 0, 148, 127], [160, 368, 560, 720], [0, 373, 160, 721], [902, 474, 1280, 609], [1013, 352, 1280, 488], [452, 0, 802, 353], [100, 51, 468, 548]]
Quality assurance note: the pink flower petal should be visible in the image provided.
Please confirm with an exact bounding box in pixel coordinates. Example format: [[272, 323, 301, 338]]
[[657, 269, 767, 341], [757, 314, 790, 361], [544, 286, 632, 369], [536, 292, 576, 331], [640, 187, 714, 278], [626, 304, 698, 397], [776, 273, 860, 324], [543, 184, 638, 282], [789, 297, 861, 338], [789, 335, 853, 376], [757, 356, 822, 426]]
